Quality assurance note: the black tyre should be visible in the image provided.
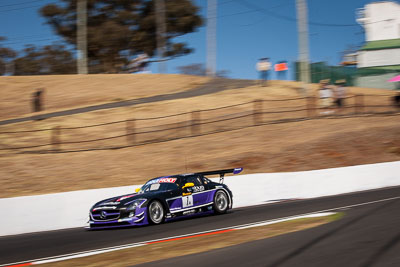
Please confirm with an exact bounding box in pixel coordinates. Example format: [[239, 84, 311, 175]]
[[213, 190, 229, 214], [148, 200, 165, 224]]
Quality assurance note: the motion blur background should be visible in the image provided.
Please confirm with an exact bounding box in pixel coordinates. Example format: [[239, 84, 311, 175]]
[[0, 0, 398, 85], [1, 2, 400, 266]]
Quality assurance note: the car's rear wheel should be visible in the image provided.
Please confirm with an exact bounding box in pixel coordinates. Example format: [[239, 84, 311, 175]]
[[148, 200, 165, 224], [213, 190, 229, 214]]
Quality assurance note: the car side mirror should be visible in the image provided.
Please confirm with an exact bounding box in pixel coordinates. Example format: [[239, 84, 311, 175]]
[[182, 182, 194, 196], [135, 188, 140, 193]]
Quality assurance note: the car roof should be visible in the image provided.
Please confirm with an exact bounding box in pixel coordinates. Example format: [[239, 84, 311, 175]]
[[151, 173, 200, 180], [145, 174, 204, 185]]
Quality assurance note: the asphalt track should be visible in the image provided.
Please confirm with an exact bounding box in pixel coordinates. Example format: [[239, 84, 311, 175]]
[[140, 188, 400, 267], [1, 186, 400, 266], [0, 78, 254, 126]]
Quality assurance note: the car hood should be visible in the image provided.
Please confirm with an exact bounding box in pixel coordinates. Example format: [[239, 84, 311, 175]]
[[92, 191, 157, 210]]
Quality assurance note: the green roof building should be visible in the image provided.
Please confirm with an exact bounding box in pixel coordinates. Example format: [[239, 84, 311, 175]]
[[356, 1, 400, 89]]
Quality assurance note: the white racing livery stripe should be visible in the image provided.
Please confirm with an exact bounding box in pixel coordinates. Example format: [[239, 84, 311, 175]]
[[3, 195, 400, 267]]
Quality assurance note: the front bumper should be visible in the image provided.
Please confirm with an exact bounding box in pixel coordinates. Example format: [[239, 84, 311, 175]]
[[88, 208, 148, 229]]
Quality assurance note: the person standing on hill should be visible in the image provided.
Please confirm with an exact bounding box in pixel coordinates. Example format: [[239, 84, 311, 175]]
[[333, 79, 347, 111], [256, 58, 271, 86], [318, 79, 333, 114], [32, 88, 44, 113], [32, 88, 45, 120]]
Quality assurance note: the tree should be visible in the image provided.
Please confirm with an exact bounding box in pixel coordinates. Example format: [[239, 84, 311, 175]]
[[177, 63, 206, 76], [0, 37, 16, 75], [40, 0, 203, 73], [177, 63, 230, 77], [13, 44, 76, 75]]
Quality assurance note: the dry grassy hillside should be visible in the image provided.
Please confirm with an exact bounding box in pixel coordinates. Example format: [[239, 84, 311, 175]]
[[0, 74, 209, 121], [0, 74, 399, 198]]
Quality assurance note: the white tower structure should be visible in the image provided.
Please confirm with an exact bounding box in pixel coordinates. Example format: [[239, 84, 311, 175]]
[[357, 1, 400, 42], [356, 1, 400, 89]]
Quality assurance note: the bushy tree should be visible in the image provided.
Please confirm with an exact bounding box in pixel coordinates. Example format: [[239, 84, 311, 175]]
[[177, 63, 230, 77], [40, 0, 203, 73], [0, 37, 16, 75], [13, 44, 76, 75], [177, 63, 206, 76]]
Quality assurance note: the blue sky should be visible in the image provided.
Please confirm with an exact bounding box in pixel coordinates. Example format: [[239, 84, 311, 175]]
[[0, 0, 379, 79]]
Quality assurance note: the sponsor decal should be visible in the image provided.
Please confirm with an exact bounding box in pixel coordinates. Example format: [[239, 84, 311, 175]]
[[117, 194, 136, 202], [183, 209, 196, 215], [159, 177, 177, 183], [145, 177, 177, 185], [191, 186, 205, 193]]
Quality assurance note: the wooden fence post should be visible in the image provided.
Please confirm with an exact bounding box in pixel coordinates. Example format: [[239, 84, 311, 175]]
[[126, 119, 135, 144], [191, 111, 201, 136], [177, 120, 185, 139], [51, 126, 61, 152], [253, 99, 263, 125], [355, 94, 364, 114], [307, 96, 316, 117]]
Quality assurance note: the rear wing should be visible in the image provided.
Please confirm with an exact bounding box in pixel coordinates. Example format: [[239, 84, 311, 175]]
[[196, 168, 243, 184]]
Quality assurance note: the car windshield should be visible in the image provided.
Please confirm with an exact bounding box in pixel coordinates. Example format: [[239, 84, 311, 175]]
[[139, 177, 179, 193]]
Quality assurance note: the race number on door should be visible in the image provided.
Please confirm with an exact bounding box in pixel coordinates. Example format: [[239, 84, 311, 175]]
[[182, 195, 193, 208]]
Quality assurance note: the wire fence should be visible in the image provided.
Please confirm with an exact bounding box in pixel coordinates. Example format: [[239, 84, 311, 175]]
[[0, 94, 399, 154], [294, 61, 400, 90]]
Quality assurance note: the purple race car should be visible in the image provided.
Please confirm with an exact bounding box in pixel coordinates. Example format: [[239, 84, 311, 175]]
[[88, 168, 243, 229]]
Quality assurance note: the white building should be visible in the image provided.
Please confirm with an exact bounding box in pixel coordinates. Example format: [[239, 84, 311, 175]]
[[357, 1, 400, 42], [356, 1, 400, 89]]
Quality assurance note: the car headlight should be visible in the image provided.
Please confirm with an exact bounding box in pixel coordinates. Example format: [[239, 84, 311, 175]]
[[126, 198, 147, 212]]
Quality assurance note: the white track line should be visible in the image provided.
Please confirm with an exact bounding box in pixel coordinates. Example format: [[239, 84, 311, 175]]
[[3, 195, 400, 267]]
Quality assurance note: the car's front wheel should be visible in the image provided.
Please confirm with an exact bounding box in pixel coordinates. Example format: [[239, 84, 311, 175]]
[[148, 200, 165, 224], [213, 190, 229, 214]]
